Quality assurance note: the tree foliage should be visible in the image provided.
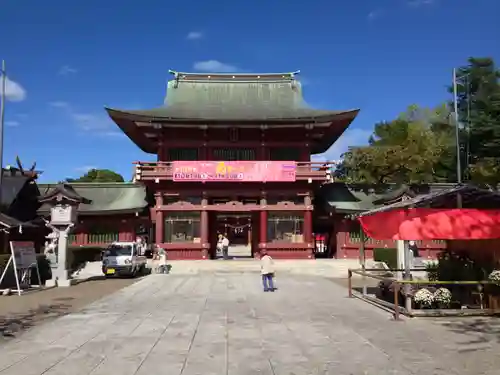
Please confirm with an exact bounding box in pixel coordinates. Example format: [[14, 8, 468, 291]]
[[338, 57, 500, 185], [66, 169, 124, 183], [452, 57, 500, 184], [340, 105, 455, 183]]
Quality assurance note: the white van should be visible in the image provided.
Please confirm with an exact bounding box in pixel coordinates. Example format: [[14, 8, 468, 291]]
[[101, 242, 147, 278]]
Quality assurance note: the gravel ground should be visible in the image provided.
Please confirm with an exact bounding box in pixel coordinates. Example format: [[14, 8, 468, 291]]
[[0, 277, 138, 342]]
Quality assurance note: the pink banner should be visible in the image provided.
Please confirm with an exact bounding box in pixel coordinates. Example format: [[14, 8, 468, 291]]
[[172, 161, 296, 182]]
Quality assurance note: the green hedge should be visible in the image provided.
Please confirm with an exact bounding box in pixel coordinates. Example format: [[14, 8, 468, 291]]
[[373, 248, 398, 270]]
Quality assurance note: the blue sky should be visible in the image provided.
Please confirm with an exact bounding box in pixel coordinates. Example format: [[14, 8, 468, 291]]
[[1, 0, 498, 182]]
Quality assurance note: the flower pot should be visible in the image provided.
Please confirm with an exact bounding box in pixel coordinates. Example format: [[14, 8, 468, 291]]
[[488, 295, 500, 310]]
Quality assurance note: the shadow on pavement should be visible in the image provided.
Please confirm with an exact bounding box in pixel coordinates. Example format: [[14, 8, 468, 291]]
[[435, 317, 500, 352], [0, 300, 73, 339]]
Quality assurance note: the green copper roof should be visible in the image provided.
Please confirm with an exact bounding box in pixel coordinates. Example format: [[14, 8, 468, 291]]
[[318, 184, 381, 213], [106, 72, 359, 122], [37, 183, 148, 215], [318, 183, 458, 213]]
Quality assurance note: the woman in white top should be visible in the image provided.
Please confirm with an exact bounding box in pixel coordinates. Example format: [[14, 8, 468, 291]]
[[260, 250, 275, 292], [222, 234, 230, 260]]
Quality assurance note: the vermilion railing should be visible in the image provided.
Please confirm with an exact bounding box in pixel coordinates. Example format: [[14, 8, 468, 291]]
[[133, 161, 339, 182]]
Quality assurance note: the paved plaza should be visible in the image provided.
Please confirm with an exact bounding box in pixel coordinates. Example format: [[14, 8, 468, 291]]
[[1, 273, 500, 375]]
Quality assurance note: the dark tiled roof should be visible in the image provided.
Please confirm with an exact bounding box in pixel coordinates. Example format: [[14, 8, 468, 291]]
[[37, 183, 148, 215], [0, 213, 37, 229], [1, 175, 29, 208]]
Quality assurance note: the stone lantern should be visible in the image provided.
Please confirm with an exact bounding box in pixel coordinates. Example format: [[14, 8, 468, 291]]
[[39, 184, 91, 287]]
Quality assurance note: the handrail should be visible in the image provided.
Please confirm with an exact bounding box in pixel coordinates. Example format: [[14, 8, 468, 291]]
[[133, 161, 338, 182], [134, 161, 338, 168], [347, 268, 493, 321]]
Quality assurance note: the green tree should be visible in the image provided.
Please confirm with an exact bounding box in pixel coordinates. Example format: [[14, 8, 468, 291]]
[[66, 169, 124, 183], [339, 105, 455, 183], [451, 57, 500, 184]]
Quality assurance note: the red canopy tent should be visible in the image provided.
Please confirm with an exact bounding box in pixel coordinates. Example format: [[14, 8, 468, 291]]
[[357, 185, 500, 240]]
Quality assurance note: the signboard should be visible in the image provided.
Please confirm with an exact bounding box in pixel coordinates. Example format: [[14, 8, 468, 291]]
[[12, 241, 37, 269], [0, 241, 41, 296], [172, 161, 296, 182], [50, 205, 77, 225]]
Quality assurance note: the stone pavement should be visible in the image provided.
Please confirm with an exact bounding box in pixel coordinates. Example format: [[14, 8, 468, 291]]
[[151, 258, 375, 278], [1, 274, 499, 375]]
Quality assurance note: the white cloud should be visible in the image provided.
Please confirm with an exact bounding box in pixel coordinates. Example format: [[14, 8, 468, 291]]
[[58, 65, 78, 75], [49, 101, 122, 136], [186, 31, 203, 40], [1, 76, 27, 102], [311, 128, 372, 163], [5, 120, 20, 127], [193, 60, 238, 73]]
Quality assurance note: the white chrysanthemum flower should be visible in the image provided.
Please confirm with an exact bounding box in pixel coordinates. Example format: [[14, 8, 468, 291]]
[[433, 288, 452, 305], [414, 288, 434, 307], [488, 270, 500, 285]]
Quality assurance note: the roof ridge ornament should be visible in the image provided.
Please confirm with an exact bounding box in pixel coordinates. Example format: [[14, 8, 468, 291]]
[[168, 70, 180, 89]]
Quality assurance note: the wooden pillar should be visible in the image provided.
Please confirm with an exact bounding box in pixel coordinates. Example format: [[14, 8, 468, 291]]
[[304, 194, 313, 258], [247, 217, 252, 245], [300, 146, 310, 162], [157, 132, 164, 161], [155, 192, 164, 245], [259, 195, 267, 253], [259, 144, 266, 160], [201, 197, 209, 259]]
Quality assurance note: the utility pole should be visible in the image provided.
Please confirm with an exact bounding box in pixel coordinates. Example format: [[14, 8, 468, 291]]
[[453, 68, 462, 185], [453, 68, 463, 208], [0, 60, 6, 204]]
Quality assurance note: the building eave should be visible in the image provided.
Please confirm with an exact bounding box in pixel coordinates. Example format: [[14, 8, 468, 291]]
[[106, 107, 360, 154], [105, 107, 359, 124]]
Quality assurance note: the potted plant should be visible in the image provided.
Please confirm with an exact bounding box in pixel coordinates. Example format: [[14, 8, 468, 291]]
[[488, 270, 500, 286], [487, 270, 500, 309], [433, 287, 452, 309], [414, 288, 434, 309]]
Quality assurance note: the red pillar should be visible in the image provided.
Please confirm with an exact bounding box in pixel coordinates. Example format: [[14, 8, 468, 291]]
[[259, 196, 267, 256], [201, 197, 209, 259], [157, 133, 164, 161], [259, 211, 267, 243], [155, 193, 163, 246], [304, 195, 313, 259]]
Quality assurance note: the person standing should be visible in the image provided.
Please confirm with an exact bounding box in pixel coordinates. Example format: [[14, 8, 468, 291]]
[[260, 250, 275, 292], [222, 234, 230, 260], [216, 234, 224, 258], [408, 240, 420, 258], [158, 246, 168, 273]]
